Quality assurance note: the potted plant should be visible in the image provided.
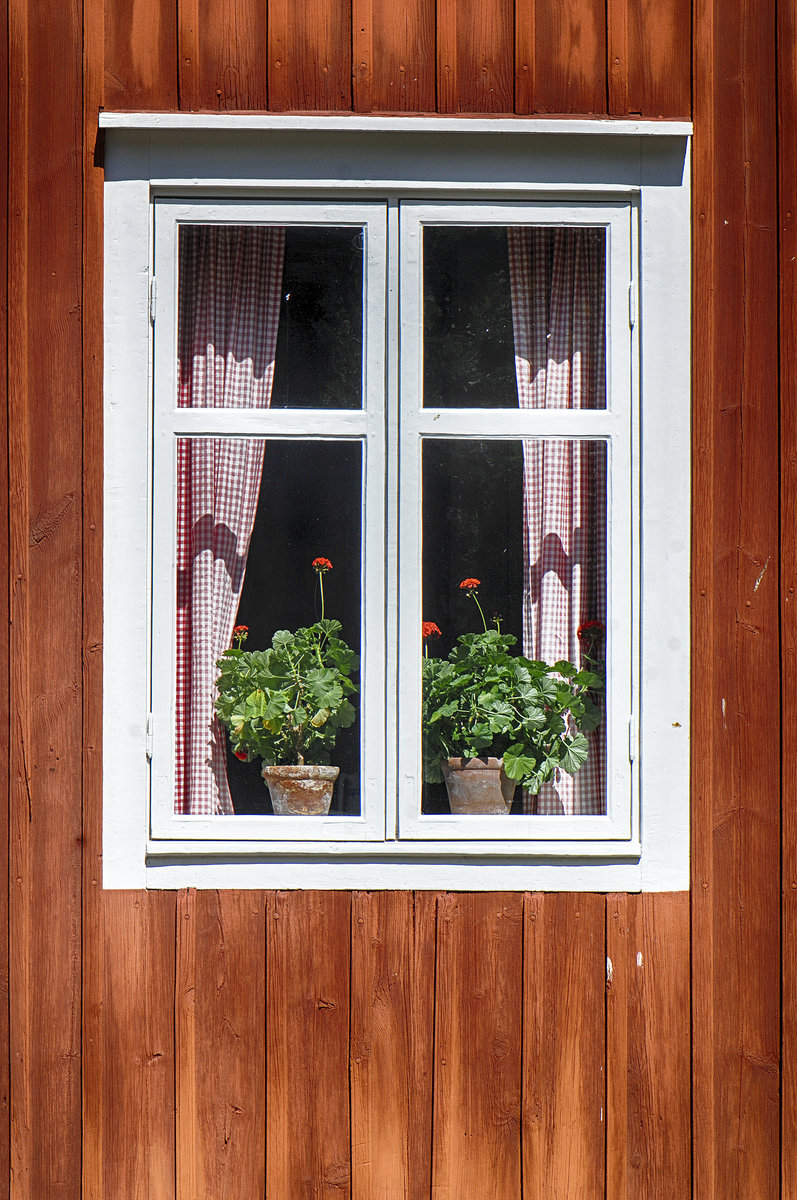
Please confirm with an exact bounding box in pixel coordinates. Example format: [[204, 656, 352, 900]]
[[422, 579, 602, 814], [215, 558, 359, 815]]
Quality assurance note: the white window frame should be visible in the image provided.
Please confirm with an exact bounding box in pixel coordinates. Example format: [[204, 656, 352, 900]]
[[101, 114, 691, 891]]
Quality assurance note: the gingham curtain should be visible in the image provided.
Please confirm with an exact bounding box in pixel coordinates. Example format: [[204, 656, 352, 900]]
[[508, 227, 606, 815], [174, 225, 285, 815]]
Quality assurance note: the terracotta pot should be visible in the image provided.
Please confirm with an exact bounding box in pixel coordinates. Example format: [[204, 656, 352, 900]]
[[440, 757, 515, 815], [261, 764, 340, 815]]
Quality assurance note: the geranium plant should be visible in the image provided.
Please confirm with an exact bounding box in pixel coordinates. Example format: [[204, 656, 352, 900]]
[[215, 558, 359, 767], [422, 579, 602, 794]]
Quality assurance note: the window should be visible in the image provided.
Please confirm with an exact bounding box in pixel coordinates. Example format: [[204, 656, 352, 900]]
[[102, 116, 691, 889]]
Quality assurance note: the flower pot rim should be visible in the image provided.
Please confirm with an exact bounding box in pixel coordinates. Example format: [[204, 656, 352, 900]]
[[261, 763, 340, 781], [442, 756, 505, 771]]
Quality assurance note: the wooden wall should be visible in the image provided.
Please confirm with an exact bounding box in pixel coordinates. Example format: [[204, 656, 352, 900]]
[[1, 0, 790, 1195]]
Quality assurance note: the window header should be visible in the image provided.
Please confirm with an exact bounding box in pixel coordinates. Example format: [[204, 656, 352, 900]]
[[99, 112, 693, 138]]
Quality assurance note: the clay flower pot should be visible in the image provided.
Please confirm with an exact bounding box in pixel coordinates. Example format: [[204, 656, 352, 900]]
[[261, 764, 340, 815], [440, 757, 515, 815]]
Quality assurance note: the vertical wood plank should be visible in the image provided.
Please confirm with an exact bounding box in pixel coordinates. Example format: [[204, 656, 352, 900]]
[[267, 0, 352, 111], [607, 0, 691, 117], [267, 891, 352, 1198], [8, 0, 84, 1193], [432, 893, 522, 1200], [81, 0, 105, 1192], [0, 0, 9, 1186], [606, 895, 691, 1199], [176, 889, 267, 1200], [515, 0, 607, 115], [178, 0, 266, 111], [104, 0, 178, 110], [0, 0, 8, 1185], [781, 0, 797, 1192], [522, 893, 605, 1200], [437, 0, 514, 113], [100, 893, 176, 1200], [691, 0, 780, 1195], [352, 0, 436, 112], [351, 891, 436, 1200]]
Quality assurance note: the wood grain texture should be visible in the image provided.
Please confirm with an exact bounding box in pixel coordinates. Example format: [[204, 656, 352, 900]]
[[104, 0, 178, 110], [781, 0, 797, 1193], [432, 893, 522, 1200], [515, 0, 606, 115], [607, 0, 691, 117], [606, 895, 691, 1199], [176, 889, 266, 1200], [0, 0, 8, 1184], [522, 893, 604, 1200], [691, 0, 781, 1196], [267, 891, 352, 1198], [350, 891, 436, 1200], [81, 0, 105, 1193], [8, 0, 84, 1194], [437, 0, 514, 113], [268, 0, 351, 111], [178, 0, 266, 111], [98, 893, 176, 1200], [352, 0, 435, 112]]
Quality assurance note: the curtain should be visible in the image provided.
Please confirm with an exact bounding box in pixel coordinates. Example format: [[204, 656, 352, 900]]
[[508, 227, 606, 815], [174, 225, 285, 815]]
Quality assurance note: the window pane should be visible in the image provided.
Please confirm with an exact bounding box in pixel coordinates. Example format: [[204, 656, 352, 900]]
[[421, 438, 606, 816], [423, 226, 606, 410], [174, 437, 362, 817], [178, 225, 364, 410]]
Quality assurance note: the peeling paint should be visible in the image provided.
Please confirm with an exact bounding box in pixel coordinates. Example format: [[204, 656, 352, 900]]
[[753, 556, 770, 591]]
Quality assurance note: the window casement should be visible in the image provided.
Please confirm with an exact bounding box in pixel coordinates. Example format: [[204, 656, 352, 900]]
[[102, 116, 691, 890]]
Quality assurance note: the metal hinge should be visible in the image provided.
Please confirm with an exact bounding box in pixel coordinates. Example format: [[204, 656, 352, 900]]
[[146, 712, 154, 760], [149, 276, 157, 324], [628, 281, 637, 328], [628, 714, 638, 763]]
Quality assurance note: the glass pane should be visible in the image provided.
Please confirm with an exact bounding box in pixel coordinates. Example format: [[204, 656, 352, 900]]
[[178, 225, 363, 410], [421, 438, 607, 816], [423, 226, 606, 410], [174, 437, 362, 817]]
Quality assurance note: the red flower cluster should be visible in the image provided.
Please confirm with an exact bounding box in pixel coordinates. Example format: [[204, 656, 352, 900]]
[[459, 578, 481, 591], [234, 749, 248, 761], [312, 557, 333, 572], [577, 619, 605, 639], [232, 625, 249, 638], [422, 621, 442, 640]]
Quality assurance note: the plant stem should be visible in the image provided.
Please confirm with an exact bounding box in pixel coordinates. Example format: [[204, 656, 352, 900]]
[[470, 590, 488, 633], [319, 571, 325, 622]]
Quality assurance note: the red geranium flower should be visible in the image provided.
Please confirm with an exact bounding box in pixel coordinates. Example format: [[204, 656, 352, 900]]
[[422, 621, 442, 640], [232, 625, 249, 637], [459, 577, 481, 591], [234, 749, 248, 761], [577, 620, 605, 638], [312, 557, 333, 572]]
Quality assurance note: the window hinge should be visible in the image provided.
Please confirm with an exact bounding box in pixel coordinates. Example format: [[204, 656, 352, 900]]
[[146, 712, 154, 760], [628, 714, 638, 763], [149, 276, 157, 324], [628, 281, 637, 328]]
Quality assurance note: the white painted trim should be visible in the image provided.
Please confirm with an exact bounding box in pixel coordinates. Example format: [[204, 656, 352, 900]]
[[102, 121, 691, 891], [397, 199, 635, 844], [100, 112, 692, 137], [143, 858, 648, 891]]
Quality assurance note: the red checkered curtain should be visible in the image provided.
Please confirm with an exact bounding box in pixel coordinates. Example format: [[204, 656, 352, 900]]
[[175, 226, 285, 815], [508, 227, 606, 815]]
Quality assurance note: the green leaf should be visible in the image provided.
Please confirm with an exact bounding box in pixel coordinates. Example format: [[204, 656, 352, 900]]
[[561, 733, 590, 774], [503, 745, 541, 782]]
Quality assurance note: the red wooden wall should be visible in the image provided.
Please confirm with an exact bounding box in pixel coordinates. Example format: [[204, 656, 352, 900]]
[[0, 0, 790, 1195]]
